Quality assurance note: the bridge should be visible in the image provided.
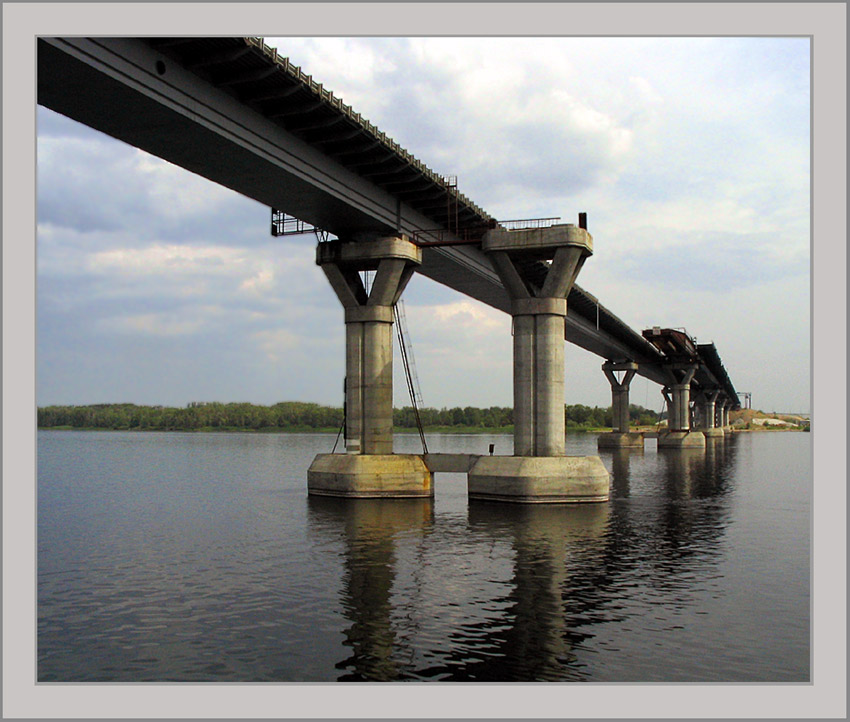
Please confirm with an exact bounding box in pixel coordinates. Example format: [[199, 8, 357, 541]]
[[38, 36, 740, 503]]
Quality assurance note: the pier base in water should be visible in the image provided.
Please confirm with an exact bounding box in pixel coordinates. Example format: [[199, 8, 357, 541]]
[[657, 431, 706, 449], [702, 427, 725, 438], [467, 455, 610, 503], [307, 453, 433, 498], [597, 432, 645, 449]]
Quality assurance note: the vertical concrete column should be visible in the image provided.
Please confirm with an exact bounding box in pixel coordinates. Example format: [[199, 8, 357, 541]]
[[662, 386, 678, 430], [469, 222, 610, 503], [663, 365, 697, 432], [658, 364, 704, 448], [699, 390, 719, 430], [483, 224, 592, 458], [509, 297, 569, 456], [672, 382, 692, 431], [719, 399, 730, 428], [602, 362, 638, 433], [511, 313, 536, 456], [316, 236, 421, 455]]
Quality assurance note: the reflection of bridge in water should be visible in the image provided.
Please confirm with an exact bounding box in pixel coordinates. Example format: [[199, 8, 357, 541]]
[[39, 37, 740, 502], [306, 437, 739, 681]]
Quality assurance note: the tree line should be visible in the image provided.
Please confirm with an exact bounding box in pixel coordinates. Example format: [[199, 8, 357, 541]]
[[37, 402, 661, 432]]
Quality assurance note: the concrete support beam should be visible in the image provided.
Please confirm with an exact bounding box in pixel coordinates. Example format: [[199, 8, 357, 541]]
[[719, 399, 731, 429], [659, 364, 704, 448], [602, 361, 638, 432], [661, 364, 697, 432], [309, 235, 432, 498], [598, 361, 644, 448], [470, 223, 610, 503], [316, 236, 421, 456], [697, 389, 724, 437], [483, 225, 592, 459]]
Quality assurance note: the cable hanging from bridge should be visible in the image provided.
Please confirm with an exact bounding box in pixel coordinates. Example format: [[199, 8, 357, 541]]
[[394, 300, 428, 454]]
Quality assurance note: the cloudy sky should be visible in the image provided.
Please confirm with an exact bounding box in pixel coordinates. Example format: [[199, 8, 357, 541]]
[[36, 36, 811, 413]]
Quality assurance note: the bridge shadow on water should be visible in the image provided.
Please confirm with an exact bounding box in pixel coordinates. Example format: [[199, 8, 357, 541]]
[[305, 435, 740, 682]]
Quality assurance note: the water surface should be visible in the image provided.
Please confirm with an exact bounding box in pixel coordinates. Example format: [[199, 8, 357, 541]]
[[37, 430, 810, 682]]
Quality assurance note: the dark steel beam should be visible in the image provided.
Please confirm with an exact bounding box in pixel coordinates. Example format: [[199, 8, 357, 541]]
[[213, 65, 279, 87], [267, 99, 325, 118], [246, 84, 303, 103], [185, 45, 254, 70]]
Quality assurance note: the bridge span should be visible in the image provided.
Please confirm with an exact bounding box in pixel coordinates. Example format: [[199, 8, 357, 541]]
[[38, 35, 740, 502]]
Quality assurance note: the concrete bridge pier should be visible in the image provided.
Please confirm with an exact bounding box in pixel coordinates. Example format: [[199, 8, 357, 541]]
[[718, 398, 731, 431], [598, 361, 645, 449], [307, 235, 433, 498], [658, 364, 705, 448], [697, 389, 724, 437], [467, 223, 610, 503]]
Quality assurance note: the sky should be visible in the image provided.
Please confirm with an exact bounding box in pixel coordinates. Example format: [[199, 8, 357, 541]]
[[36, 36, 811, 414]]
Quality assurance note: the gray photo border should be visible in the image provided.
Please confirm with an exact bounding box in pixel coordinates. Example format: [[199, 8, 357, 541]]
[[3, 1, 845, 719]]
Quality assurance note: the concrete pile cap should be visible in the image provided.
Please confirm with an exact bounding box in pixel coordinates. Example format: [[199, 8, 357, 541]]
[[482, 223, 593, 254], [316, 236, 422, 266]]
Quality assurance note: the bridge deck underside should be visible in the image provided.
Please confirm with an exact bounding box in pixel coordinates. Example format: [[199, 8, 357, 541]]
[[37, 36, 734, 397]]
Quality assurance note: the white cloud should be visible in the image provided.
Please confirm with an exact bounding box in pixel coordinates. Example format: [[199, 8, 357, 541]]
[[239, 267, 275, 294], [135, 153, 235, 218], [88, 244, 245, 275], [98, 312, 206, 337], [251, 328, 301, 363]]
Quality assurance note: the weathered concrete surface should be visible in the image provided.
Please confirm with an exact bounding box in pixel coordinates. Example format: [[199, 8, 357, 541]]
[[308, 454, 433, 498], [423, 453, 481, 473], [317, 236, 421, 456], [657, 431, 706, 449], [482, 223, 593, 254], [483, 224, 593, 461], [316, 234, 422, 266], [602, 361, 638, 433], [702, 427, 725, 438], [662, 365, 698, 433], [467, 456, 610, 503], [597, 432, 645, 449]]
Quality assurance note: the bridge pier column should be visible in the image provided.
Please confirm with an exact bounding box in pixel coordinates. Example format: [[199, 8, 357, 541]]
[[719, 398, 731, 430], [658, 364, 705, 448], [697, 389, 724, 437], [467, 223, 609, 503], [307, 235, 433, 498], [598, 361, 644, 448]]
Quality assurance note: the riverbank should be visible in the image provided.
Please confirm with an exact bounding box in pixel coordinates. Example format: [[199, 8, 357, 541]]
[[38, 425, 517, 434], [37, 423, 807, 434]]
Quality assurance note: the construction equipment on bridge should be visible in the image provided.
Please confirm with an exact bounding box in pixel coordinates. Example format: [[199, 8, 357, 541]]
[[271, 209, 329, 241], [411, 217, 561, 247], [642, 327, 699, 361], [443, 175, 459, 238]]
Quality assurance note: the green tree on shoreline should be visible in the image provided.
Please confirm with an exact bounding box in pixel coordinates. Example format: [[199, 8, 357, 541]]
[[37, 401, 662, 432]]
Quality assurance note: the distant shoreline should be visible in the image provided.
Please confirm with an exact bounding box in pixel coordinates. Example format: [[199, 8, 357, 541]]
[[36, 425, 806, 434]]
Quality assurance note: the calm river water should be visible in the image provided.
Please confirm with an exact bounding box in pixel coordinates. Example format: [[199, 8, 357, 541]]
[[37, 430, 810, 682]]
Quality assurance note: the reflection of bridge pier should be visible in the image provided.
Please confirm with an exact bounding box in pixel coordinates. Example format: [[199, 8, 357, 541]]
[[462, 503, 610, 680], [600, 447, 643, 499], [307, 497, 433, 681]]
